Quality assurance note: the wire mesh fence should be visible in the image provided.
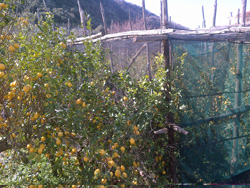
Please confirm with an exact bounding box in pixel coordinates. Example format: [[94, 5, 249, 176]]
[[73, 37, 250, 183]]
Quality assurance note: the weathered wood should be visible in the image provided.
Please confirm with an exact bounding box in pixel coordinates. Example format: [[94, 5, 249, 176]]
[[146, 43, 152, 80], [202, 5, 206, 28], [100, 1, 107, 34], [162, 0, 168, 29], [70, 29, 174, 44], [134, 35, 168, 42], [68, 17, 71, 35], [77, 0, 87, 36], [37, 8, 40, 22], [129, 8, 132, 31], [67, 31, 104, 45], [154, 125, 188, 135], [213, 0, 217, 27], [126, 43, 147, 71], [43, 0, 48, 11], [70, 26, 250, 45], [142, 0, 147, 30], [242, 0, 247, 26], [238, 8, 240, 25], [107, 43, 114, 73], [160, 0, 162, 27], [162, 0, 177, 184]]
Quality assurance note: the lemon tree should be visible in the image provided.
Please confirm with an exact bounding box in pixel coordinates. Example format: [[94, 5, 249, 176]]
[[0, 0, 184, 186]]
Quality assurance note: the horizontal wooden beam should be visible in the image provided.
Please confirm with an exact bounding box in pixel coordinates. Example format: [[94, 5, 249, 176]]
[[69, 26, 250, 44], [69, 29, 175, 45]]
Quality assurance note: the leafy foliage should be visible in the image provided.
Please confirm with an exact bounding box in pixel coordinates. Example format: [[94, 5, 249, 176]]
[[0, 1, 184, 186]]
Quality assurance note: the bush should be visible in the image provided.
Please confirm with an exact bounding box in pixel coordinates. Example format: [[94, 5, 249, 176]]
[[0, 1, 183, 186]]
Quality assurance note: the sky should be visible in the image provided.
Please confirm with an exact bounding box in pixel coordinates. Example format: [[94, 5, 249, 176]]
[[124, 0, 250, 29]]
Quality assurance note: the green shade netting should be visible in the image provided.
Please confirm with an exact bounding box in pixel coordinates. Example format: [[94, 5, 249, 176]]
[[171, 40, 250, 183]]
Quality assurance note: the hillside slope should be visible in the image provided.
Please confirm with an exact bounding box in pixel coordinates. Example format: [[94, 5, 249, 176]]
[[19, 0, 187, 31]]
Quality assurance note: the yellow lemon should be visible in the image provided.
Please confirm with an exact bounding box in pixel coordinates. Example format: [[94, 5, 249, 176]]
[[121, 165, 125, 172], [9, 45, 16, 52], [0, 71, 4, 77], [56, 138, 61, 145], [120, 146, 125, 153], [115, 169, 121, 178], [130, 138, 135, 145], [99, 149, 106, 156], [0, 63, 5, 70], [94, 168, 100, 176], [13, 43, 20, 49]]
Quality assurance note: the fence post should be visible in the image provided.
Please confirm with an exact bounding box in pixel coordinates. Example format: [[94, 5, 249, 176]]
[[242, 0, 247, 26], [213, 0, 217, 27], [161, 0, 177, 184], [202, 5, 206, 28], [77, 0, 87, 36], [142, 0, 147, 30], [100, 0, 107, 34]]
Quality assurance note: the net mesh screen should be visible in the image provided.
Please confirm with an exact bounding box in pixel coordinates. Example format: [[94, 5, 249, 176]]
[[76, 38, 250, 183]]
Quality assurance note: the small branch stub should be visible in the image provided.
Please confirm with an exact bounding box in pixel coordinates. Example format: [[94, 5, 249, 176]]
[[154, 124, 188, 135]]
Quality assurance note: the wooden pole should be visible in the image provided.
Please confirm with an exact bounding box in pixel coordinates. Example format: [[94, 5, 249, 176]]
[[142, 0, 147, 30], [100, 1, 107, 34], [126, 43, 147, 71], [231, 42, 243, 173], [202, 5, 206, 28], [146, 43, 152, 80], [129, 7, 132, 31], [160, 0, 163, 28], [77, 0, 87, 36], [212, 0, 217, 27], [162, 0, 177, 184], [43, 0, 48, 11], [37, 8, 40, 22], [238, 8, 240, 25], [242, 0, 247, 26], [162, 0, 168, 29], [68, 17, 71, 35], [108, 43, 114, 73]]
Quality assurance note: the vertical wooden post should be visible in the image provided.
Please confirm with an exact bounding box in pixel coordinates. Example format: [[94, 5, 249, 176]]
[[110, 19, 114, 33], [162, 0, 177, 184], [141, 0, 151, 79], [231, 42, 243, 173], [160, 0, 163, 27], [100, 1, 107, 34], [162, 0, 169, 29], [108, 43, 114, 73], [129, 7, 132, 31], [77, 0, 87, 36], [202, 5, 206, 28], [142, 0, 147, 30], [242, 0, 247, 26], [43, 0, 48, 11], [212, 0, 217, 27], [68, 17, 71, 35], [146, 44, 152, 80], [37, 8, 40, 22], [229, 12, 233, 25], [238, 8, 240, 25]]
